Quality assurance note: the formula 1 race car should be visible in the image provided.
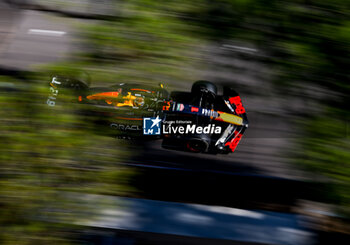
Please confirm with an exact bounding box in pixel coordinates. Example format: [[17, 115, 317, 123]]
[[47, 76, 248, 154]]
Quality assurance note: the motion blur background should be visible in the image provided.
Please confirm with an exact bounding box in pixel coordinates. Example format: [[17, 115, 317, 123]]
[[0, 0, 349, 244]]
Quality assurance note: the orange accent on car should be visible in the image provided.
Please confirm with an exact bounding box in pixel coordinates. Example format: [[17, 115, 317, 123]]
[[86, 92, 121, 106], [162, 101, 171, 111], [86, 92, 120, 100], [117, 92, 136, 107], [130, 88, 154, 93]]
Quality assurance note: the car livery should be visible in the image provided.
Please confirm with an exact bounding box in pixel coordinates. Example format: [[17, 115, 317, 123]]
[[47, 76, 248, 154]]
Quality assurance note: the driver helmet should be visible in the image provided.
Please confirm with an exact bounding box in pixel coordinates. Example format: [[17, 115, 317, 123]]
[[134, 97, 145, 107]]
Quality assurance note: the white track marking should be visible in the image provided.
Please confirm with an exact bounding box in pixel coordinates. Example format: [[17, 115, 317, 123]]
[[222, 44, 258, 53], [27, 29, 66, 36]]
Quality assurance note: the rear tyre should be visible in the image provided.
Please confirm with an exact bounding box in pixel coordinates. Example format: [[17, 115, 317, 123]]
[[191, 80, 217, 96], [186, 137, 210, 153]]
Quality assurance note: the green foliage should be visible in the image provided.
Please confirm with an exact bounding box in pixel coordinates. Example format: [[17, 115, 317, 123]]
[[0, 77, 134, 244], [298, 109, 350, 215], [74, 1, 207, 87]]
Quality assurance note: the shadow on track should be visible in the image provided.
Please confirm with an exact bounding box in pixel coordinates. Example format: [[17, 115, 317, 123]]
[[125, 142, 330, 213]]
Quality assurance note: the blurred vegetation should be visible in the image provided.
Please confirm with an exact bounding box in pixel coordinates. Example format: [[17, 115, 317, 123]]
[[0, 76, 134, 243], [45, 1, 208, 88], [0, 0, 349, 243], [298, 109, 350, 216]]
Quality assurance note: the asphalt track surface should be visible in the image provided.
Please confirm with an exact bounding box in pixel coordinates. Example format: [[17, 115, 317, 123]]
[[0, 3, 325, 244], [0, 2, 72, 70]]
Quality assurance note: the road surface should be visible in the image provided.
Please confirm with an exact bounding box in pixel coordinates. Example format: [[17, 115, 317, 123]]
[[0, 3, 73, 70]]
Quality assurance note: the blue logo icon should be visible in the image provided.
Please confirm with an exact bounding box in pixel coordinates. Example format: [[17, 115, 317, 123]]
[[143, 116, 161, 135]]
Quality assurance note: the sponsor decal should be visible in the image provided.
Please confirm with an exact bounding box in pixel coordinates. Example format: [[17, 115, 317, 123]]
[[229, 96, 246, 114], [110, 123, 141, 131], [201, 108, 218, 118], [143, 116, 162, 135], [176, 103, 184, 111], [191, 107, 199, 112], [216, 111, 243, 125], [225, 130, 243, 152]]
